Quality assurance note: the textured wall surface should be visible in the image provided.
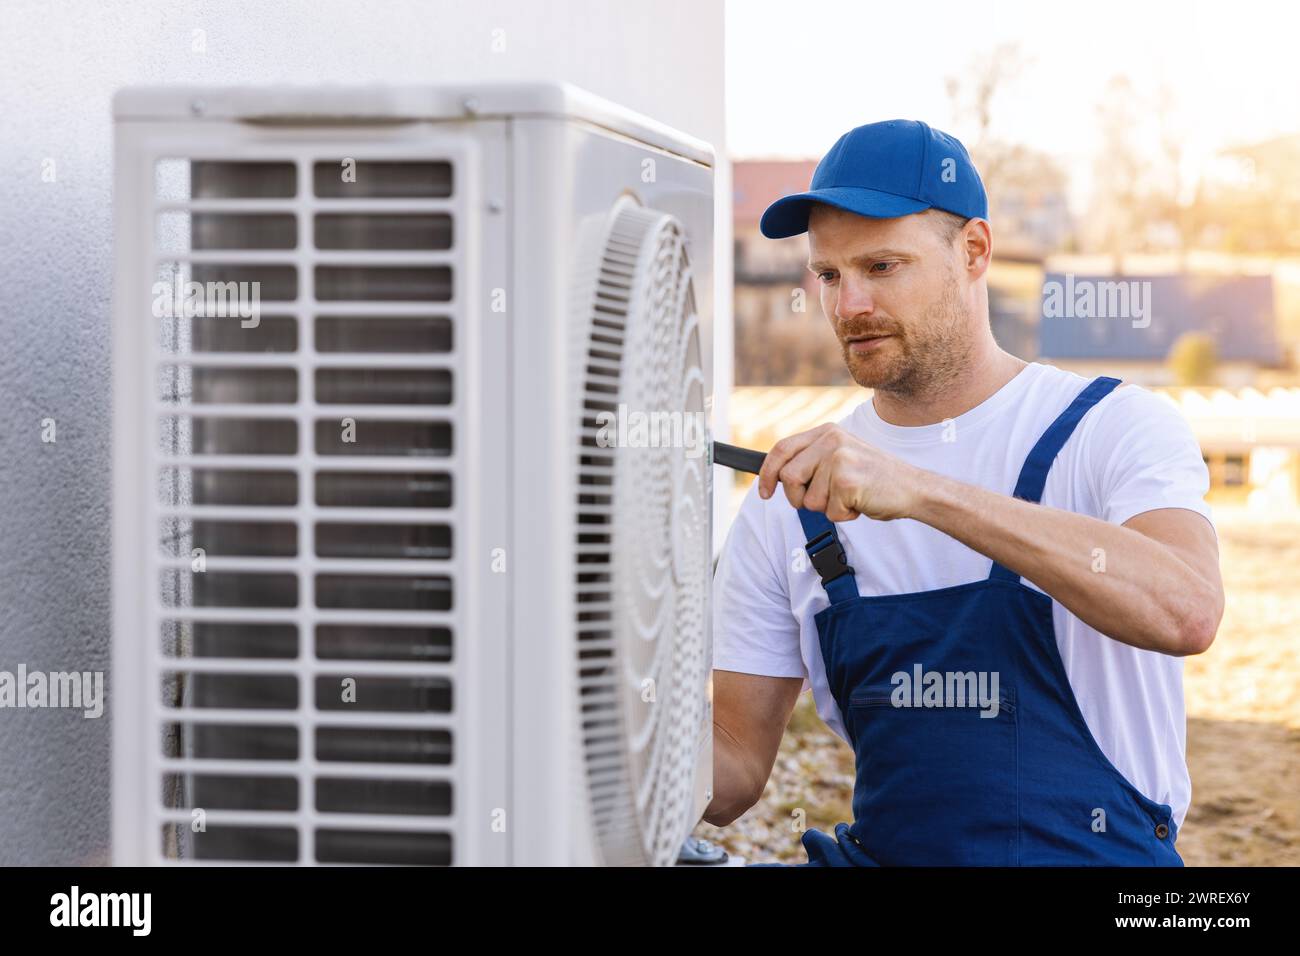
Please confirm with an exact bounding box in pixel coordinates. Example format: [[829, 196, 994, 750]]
[[0, 0, 725, 865]]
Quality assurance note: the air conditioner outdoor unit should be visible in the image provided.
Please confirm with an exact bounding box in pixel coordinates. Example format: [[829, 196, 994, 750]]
[[111, 83, 715, 866]]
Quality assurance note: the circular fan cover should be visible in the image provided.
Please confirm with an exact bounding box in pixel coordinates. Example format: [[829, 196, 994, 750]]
[[573, 197, 710, 866]]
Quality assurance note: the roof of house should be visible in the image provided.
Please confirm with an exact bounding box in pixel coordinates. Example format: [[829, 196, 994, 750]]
[[1038, 273, 1281, 364], [727, 383, 1300, 453], [732, 160, 817, 228]]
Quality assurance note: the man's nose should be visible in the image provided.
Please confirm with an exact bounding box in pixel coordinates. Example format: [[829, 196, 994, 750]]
[[834, 275, 876, 322]]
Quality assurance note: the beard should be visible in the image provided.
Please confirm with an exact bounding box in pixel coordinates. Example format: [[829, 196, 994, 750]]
[[838, 278, 972, 399]]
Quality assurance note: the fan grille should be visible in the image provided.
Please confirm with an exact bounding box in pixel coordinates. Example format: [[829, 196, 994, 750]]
[[574, 199, 709, 866]]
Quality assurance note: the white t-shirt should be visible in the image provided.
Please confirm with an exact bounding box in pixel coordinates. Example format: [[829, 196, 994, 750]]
[[713, 361, 1214, 828]]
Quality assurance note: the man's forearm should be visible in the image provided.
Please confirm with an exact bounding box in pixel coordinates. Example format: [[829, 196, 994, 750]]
[[703, 722, 762, 826], [909, 472, 1218, 655]]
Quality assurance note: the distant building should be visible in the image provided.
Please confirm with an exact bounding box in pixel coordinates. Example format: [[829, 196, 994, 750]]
[[987, 261, 1044, 361], [1038, 273, 1283, 387], [733, 160, 817, 285], [977, 144, 1073, 260], [732, 161, 847, 385]]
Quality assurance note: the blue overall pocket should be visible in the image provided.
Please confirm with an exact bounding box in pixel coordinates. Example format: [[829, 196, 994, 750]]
[[847, 683, 1020, 866]]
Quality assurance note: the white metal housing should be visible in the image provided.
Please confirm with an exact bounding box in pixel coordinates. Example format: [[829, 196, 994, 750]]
[[111, 82, 715, 866]]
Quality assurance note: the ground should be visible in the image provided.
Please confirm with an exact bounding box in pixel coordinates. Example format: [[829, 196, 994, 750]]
[[695, 504, 1300, 866]]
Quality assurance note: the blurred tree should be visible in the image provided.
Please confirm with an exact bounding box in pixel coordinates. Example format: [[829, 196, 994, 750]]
[[1168, 332, 1218, 386], [1148, 83, 1200, 269], [1089, 75, 1147, 272], [944, 42, 1030, 195], [1201, 135, 1300, 255], [945, 47, 1071, 257]]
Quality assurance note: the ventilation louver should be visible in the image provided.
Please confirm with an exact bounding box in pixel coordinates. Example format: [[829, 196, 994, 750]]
[[153, 155, 462, 864]]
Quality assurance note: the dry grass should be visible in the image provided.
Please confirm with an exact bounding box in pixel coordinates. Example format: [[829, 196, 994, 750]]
[[1180, 506, 1300, 865], [696, 504, 1300, 865]]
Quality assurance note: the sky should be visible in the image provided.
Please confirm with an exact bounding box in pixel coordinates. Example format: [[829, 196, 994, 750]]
[[726, 0, 1300, 210]]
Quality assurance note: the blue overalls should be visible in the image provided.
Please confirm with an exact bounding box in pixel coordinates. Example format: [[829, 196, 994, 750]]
[[790, 376, 1183, 866]]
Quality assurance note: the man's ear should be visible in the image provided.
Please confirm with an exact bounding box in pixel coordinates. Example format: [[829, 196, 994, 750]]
[[962, 218, 992, 278]]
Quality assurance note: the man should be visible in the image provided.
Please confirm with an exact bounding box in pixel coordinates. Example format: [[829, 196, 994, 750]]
[[706, 120, 1223, 866]]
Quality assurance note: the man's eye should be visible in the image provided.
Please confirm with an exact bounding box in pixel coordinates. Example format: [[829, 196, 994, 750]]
[[870, 261, 897, 273], [817, 271, 836, 282]]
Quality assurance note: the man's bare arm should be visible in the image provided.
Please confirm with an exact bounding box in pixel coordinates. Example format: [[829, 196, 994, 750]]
[[704, 670, 804, 826], [759, 422, 1225, 658], [912, 479, 1224, 656]]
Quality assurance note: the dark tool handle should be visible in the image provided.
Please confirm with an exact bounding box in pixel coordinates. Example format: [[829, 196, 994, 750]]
[[713, 441, 767, 475]]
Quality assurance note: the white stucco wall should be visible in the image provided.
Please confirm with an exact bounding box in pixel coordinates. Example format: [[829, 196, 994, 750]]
[[0, 0, 726, 865]]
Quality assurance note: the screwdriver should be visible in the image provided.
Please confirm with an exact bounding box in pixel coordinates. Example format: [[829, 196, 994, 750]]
[[712, 441, 767, 475]]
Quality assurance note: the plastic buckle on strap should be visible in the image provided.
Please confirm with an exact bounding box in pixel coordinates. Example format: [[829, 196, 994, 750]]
[[805, 530, 854, 586]]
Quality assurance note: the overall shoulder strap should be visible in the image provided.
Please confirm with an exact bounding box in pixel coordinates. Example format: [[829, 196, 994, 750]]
[[797, 507, 861, 604], [988, 375, 1122, 583]]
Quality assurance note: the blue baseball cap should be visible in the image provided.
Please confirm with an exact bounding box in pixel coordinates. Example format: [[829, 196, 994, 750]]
[[759, 120, 988, 239]]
